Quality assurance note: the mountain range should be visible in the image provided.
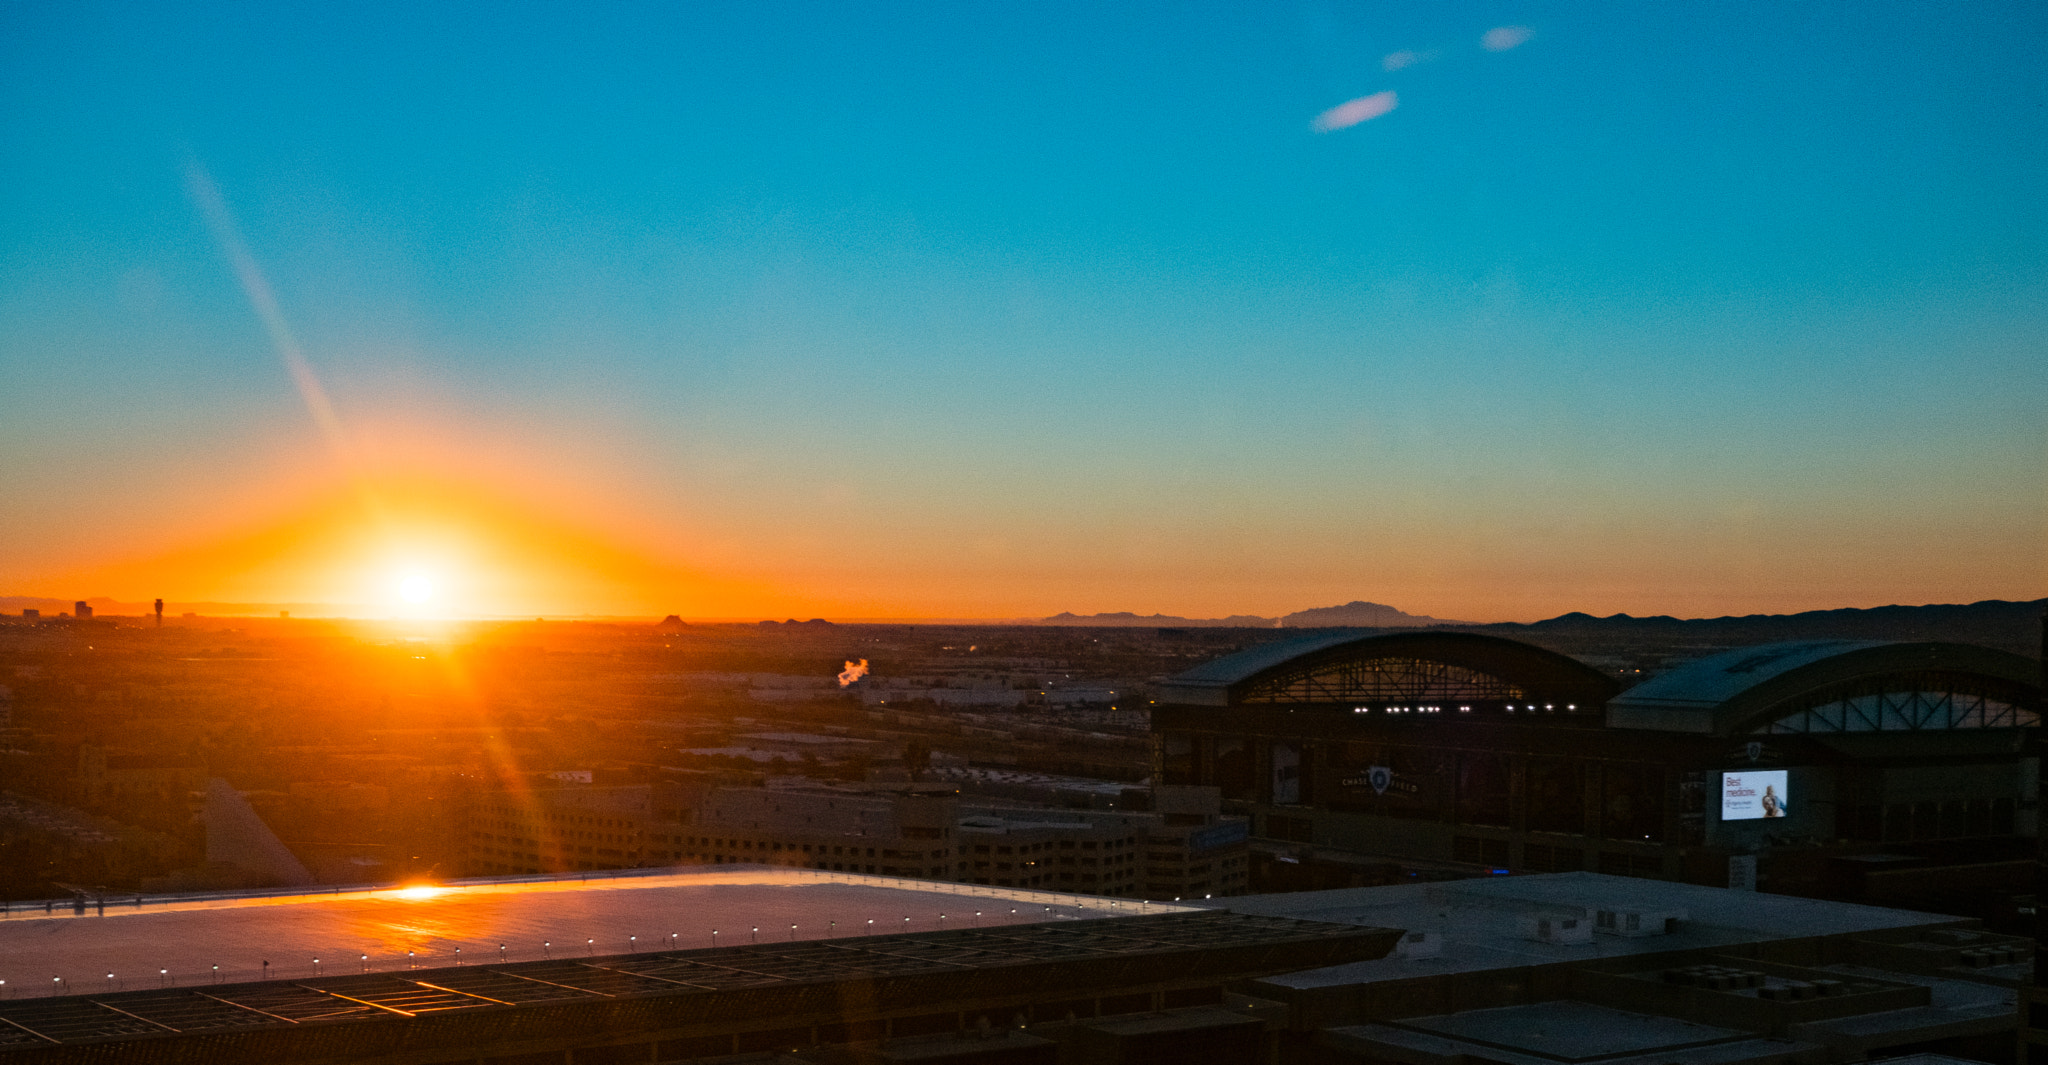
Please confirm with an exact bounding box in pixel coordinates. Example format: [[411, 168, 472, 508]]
[[1040, 601, 1462, 628]]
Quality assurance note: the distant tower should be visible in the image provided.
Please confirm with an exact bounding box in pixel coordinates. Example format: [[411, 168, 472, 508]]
[[74, 601, 92, 620], [154, 599, 163, 627]]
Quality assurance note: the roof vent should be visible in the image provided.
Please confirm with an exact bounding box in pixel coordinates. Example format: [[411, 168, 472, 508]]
[[1395, 931, 1443, 959], [1594, 906, 1686, 937]]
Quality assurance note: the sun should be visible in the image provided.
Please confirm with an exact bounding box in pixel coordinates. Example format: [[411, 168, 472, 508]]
[[397, 569, 436, 605]]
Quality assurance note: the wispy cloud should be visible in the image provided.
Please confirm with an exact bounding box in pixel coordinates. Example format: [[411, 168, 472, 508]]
[[1312, 91, 1398, 132], [1481, 26, 1534, 52], [1382, 49, 1433, 72]]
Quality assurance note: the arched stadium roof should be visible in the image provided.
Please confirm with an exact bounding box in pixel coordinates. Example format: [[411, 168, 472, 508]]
[[1152, 631, 1620, 708], [1605, 640, 2042, 736]]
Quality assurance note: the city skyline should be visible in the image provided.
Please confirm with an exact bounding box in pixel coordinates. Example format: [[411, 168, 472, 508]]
[[3, 2, 2044, 622]]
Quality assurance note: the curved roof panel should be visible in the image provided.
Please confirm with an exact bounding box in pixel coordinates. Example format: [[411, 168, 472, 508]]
[[1606, 640, 2042, 735], [1155, 631, 1619, 708], [1164, 633, 1364, 688]]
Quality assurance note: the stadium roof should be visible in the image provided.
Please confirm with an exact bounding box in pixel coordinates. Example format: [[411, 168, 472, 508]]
[[1153, 631, 1619, 708], [1605, 641, 2042, 736]]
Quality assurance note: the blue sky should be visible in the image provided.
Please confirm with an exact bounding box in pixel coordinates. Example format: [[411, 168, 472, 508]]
[[2, 1, 2043, 619]]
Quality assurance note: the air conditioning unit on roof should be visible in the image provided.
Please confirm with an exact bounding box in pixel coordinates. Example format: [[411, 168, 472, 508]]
[[1520, 914, 1592, 945]]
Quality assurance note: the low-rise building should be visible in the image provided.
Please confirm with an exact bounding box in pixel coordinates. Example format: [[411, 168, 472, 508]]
[[462, 779, 1255, 899], [462, 784, 658, 875]]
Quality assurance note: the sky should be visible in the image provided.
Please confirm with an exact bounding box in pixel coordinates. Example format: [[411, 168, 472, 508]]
[[2, 1, 2044, 621]]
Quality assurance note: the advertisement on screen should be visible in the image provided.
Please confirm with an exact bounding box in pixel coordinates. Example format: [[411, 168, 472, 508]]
[[1721, 770, 1788, 820]]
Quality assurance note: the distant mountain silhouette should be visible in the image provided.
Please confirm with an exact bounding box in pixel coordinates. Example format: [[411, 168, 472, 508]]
[[1492, 597, 2047, 656], [1037, 597, 2045, 654], [1040, 600, 1466, 629], [1280, 601, 1467, 628]]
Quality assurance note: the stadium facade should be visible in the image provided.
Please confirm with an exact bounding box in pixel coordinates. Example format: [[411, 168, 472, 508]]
[[1149, 632, 2042, 908]]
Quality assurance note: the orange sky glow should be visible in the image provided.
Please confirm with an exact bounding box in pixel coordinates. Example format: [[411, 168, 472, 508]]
[[4, 5, 2044, 623]]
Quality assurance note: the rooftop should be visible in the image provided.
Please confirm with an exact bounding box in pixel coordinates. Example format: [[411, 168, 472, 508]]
[[1206, 872, 1968, 989], [0, 867, 1184, 991], [0, 878, 1389, 1055]]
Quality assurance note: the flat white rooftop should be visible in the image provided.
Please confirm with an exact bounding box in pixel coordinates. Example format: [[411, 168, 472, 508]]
[[1201, 872, 1969, 990], [0, 867, 1181, 993]]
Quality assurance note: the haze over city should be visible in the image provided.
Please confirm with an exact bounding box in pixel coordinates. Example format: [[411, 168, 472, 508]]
[[3, 2, 2043, 621]]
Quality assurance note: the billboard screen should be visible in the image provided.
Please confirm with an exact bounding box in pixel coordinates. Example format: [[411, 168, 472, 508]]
[[1721, 770, 1788, 820]]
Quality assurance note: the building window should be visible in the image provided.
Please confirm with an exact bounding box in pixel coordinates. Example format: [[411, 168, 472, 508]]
[[1600, 763, 1664, 842], [1526, 758, 1584, 835], [1456, 752, 1510, 828]]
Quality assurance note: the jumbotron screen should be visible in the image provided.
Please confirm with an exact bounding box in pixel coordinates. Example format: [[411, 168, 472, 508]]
[[1721, 770, 1788, 820]]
